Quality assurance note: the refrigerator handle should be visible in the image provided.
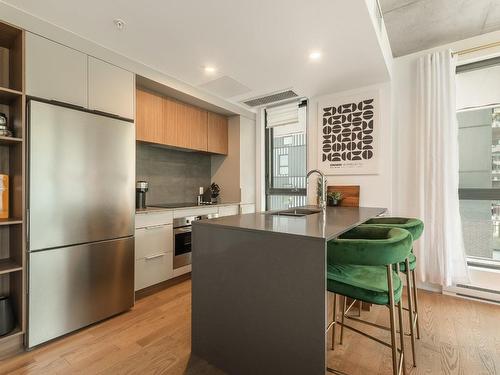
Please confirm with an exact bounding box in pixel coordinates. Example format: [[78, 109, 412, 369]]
[[26, 208, 30, 246]]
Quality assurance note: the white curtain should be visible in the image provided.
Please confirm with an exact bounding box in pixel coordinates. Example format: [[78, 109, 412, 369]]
[[415, 49, 470, 287]]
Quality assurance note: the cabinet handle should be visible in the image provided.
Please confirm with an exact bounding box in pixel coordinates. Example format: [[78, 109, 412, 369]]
[[145, 253, 166, 260], [145, 225, 167, 230]]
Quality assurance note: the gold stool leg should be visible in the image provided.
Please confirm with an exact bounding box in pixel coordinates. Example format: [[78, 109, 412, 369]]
[[396, 264, 407, 375], [411, 268, 421, 339], [340, 296, 346, 345], [387, 264, 399, 375], [332, 293, 337, 350], [405, 259, 417, 367]]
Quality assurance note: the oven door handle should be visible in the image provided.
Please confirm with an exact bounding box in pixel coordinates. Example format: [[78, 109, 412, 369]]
[[174, 227, 192, 234]]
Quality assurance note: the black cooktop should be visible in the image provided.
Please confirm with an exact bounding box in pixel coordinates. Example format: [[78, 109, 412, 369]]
[[151, 202, 216, 209]]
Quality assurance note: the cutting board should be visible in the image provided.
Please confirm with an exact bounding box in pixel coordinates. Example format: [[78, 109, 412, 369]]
[[327, 185, 360, 207]]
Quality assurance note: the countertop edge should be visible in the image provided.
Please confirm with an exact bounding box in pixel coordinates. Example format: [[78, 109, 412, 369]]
[[193, 219, 328, 241]]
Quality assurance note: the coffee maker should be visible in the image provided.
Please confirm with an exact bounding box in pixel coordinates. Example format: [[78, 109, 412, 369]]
[[136, 181, 149, 209]]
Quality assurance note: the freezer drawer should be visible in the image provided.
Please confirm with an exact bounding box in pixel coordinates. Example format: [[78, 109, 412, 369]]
[[28, 237, 134, 348]]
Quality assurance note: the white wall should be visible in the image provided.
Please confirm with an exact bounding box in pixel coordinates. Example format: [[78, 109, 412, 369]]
[[240, 116, 256, 205], [211, 117, 241, 203], [211, 115, 257, 205], [307, 82, 394, 211]]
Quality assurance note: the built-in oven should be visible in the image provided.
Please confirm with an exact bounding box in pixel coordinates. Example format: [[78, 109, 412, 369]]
[[173, 213, 218, 269]]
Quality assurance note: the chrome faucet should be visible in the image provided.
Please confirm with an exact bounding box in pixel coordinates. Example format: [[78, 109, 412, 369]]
[[306, 169, 327, 209]]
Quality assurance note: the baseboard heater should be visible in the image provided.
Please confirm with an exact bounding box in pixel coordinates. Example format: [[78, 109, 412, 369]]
[[453, 283, 500, 304]]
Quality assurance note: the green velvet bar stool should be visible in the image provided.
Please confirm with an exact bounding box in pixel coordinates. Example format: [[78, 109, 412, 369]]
[[326, 226, 413, 375], [362, 217, 424, 367]]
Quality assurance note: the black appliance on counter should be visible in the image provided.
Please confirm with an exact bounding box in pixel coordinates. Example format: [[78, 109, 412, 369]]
[[136, 181, 149, 209]]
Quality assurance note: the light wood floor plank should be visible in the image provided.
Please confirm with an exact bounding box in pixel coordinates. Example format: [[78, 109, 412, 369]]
[[0, 279, 498, 374]]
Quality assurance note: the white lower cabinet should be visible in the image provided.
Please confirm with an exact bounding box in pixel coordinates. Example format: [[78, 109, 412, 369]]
[[134, 204, 241, 291], [218, 204, 239, 217], [135, 253, 173, 291], [239, 203, 256, 214], [135, 221, 173, 291]]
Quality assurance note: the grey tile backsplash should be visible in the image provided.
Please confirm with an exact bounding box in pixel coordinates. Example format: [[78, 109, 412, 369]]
[[136, 143, 211, 205]]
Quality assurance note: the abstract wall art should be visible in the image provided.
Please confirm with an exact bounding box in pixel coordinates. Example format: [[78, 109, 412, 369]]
[[318, 90, 380, 175]]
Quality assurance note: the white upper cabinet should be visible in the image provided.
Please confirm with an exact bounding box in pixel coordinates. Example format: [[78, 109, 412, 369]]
[[88, 57, 135, 119], [26, 32, 88, 108]]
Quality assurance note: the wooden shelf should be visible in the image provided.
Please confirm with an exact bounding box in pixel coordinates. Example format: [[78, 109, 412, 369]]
[[0, 20, 25, 354], [0, 136, 22, 145], [0, 219, 22, 226], [0, 87, 22, 105], [0, 326, 23, 344], [0, 259, 22, 275]]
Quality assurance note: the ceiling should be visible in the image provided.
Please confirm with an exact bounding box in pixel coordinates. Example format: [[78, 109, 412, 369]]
[[380, 0, 500, 57], [2, 0, 390, 106]]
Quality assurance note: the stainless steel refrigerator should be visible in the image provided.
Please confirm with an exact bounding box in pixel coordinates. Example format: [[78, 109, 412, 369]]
[[27, 100, 135, 348]]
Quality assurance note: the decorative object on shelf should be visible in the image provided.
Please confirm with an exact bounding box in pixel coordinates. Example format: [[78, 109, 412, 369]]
[[0, 296, 15, 336], [0, 113, 12, 137], [318, 90, 380, 175], [327, 191, 343, 206], [0, 174, 8, 219], [210, 182, 220, 203]]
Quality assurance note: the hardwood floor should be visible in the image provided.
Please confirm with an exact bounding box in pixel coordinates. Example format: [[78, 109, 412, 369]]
[[0, 279, 498, 374], [327, 290, 500, 374]]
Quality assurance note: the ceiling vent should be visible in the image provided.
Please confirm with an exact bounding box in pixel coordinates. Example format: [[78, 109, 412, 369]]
[[242, 89, 298, 108]]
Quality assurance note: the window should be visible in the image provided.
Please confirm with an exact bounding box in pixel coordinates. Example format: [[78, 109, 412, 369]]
[[265, 100, 307, 210], [456, 59, 500, 265]]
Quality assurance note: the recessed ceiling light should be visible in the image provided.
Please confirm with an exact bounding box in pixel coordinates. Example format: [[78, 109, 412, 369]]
[[309, 51, 322, 61], [204, 66, 217, 74], [113, 19, 126, 30]]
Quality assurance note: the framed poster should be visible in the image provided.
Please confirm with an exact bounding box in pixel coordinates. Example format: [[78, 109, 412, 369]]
[[318, 90, 380, 175]]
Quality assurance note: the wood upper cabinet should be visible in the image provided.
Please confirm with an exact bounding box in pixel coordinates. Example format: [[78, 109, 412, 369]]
[[207, 112, 228, 155], [136, 88, 164, 143], [136, 88, 227, 154], [174, 101, 208, 151]]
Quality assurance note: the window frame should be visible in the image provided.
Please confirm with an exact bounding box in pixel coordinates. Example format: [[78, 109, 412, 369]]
[[265, 100, 308, 209]]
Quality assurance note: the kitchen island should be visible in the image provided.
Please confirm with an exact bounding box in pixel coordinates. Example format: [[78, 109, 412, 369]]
[[191, 205, 385, 375]]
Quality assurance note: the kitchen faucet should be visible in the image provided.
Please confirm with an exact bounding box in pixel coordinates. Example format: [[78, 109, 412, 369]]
[[306, 169, 326, 209]]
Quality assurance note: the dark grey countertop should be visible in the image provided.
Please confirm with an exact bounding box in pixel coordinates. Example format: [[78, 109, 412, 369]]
[[194, 205, 386, 240]]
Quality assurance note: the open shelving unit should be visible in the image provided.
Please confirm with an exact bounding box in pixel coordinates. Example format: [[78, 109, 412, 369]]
[[0, 20, 26, 352]]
